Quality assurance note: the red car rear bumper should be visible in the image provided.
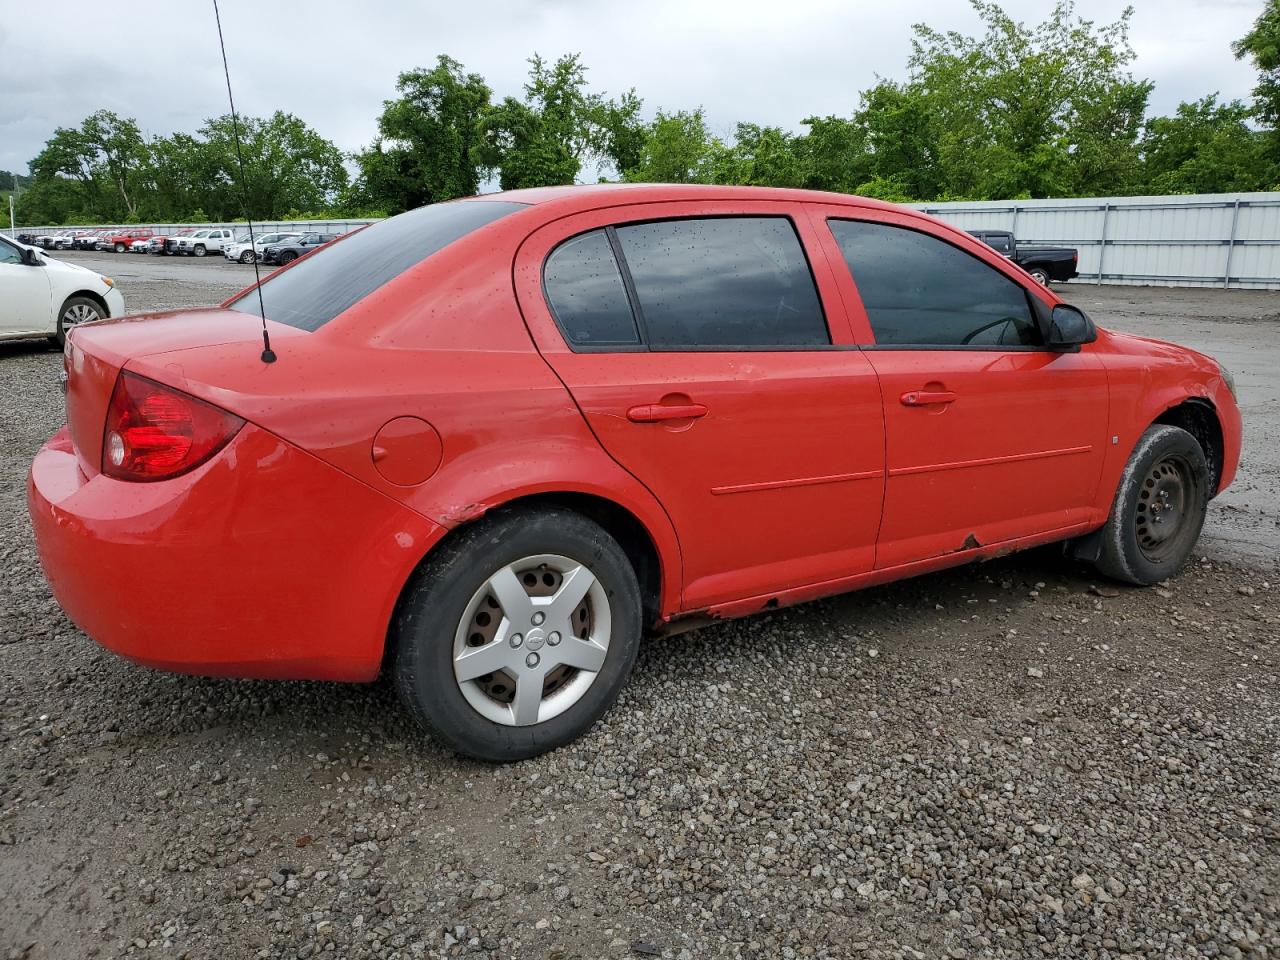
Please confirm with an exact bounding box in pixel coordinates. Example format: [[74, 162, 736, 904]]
[[27, 425, 443, 682]]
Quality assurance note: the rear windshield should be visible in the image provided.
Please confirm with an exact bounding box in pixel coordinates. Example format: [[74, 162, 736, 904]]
[[229, 200, 526, 331]]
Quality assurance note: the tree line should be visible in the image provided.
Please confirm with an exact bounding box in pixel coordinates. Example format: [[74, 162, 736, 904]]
[[13, 0, 1280, 227]]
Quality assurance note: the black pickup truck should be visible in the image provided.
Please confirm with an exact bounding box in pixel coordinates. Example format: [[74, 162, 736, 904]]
[[966, 230, 1078, 285]]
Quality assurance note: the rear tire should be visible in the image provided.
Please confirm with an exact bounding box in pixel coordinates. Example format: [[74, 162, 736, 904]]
[[392, 507, 643, 762], [1093, 425, 1210, 585], [1027, 266, 1050, 285]]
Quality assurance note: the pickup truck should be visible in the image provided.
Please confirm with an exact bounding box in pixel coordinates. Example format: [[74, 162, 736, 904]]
[[173, 228, 235, 257], [102, 229, 155, 253], [966, 230, 1078, 284]]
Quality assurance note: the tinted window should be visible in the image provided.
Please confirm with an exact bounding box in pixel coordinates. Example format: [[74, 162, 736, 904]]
[[614, 217, 828, 349], [971, 231, 1013, 254], [544, 230, 639, 346], [830, 220, 1039, 347], [229, 200, 525, 331]]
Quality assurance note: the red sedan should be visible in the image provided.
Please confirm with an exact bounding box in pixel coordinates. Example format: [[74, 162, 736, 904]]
[[28, 185, 1242, 761]]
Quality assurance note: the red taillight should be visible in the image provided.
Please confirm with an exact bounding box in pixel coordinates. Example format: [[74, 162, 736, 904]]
[[102, 372, 245, 482]]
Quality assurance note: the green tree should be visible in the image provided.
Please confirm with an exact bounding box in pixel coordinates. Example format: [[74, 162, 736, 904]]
[[598, 89, 647, 179], [476, 54, 608, 189], [1234, 0, 1280, 180], [144, 132, 215, 221], [711, 123, 806, 186], [793, 116, 873, 194], [873, 1, 1150, 200], [1141, 96, 1273, 193], [626, 109, 722, 183], [354, 56, 491, 213], [13, 175, 89, 226], [1235, 0, 1280, 126], [199, 111, 348, 220], [31, 110, 149, 219], [856, 81, 944, 200]]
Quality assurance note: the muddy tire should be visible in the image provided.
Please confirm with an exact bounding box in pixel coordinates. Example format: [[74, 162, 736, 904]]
[[1092, 425, 1210, 585]]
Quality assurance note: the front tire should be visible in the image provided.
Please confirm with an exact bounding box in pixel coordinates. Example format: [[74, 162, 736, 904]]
[[114, 243, 126, 253], [1093, 425, 1210, 585], [239, 250, 255, 264], [55, 296, 105, 346], [392, 507, 643, 762], [280, 251, 297, 264], [193, 244, 206, 258]]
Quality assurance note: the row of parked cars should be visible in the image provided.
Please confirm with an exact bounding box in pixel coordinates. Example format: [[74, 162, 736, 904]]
[[16, 228, 345, 265]]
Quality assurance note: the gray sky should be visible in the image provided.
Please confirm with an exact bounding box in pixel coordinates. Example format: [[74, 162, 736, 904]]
[[0, 0, 1266, 176]]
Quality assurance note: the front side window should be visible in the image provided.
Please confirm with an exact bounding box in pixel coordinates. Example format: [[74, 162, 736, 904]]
[[830, 219, 1040, 348], [229, 200, 525, 331], [0, 238, 23, 264]]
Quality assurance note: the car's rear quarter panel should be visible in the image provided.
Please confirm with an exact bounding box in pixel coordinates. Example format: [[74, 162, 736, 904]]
[[131, 216, 686, 619], [29, 423, 442, 680]]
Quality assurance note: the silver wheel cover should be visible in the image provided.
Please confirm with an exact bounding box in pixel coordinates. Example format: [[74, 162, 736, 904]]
[[452, 554, 611, 727], [62, 303, 102, 328]]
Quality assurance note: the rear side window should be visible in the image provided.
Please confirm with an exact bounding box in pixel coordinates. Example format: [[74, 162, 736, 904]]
[[971, 231, 1012, 254], [830, 219, 1040, 348], [616, 217, 828, 349], [544, 231, 640, 346], [229, 200, 526, 331]]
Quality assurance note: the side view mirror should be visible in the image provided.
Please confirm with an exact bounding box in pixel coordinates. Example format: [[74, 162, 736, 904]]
[[1046, 304, 1096, 352], [21, 248, 42, 266]]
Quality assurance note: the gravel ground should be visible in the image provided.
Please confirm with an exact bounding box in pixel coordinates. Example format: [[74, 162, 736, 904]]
[[1, 264, 1278, 959]]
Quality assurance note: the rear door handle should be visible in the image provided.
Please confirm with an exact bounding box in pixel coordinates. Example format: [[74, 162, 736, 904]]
[[900, 390, 957, 407], [627, 403, 709, 423]]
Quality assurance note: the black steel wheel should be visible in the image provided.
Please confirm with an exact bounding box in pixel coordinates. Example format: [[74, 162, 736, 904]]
[[1093, 424, 1210, 585]]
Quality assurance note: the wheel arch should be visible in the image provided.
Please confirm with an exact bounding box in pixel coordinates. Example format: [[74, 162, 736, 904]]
[[381, 489, 673, 674], [1153, 397, 1224, 494], [60, 289, 111, 318]]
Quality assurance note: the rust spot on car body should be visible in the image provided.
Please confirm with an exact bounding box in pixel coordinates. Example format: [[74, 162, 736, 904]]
[[651, 610, 721, 639], [960, 533, 981, 551]]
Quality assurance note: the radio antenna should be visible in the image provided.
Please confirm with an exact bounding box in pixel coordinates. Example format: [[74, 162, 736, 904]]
[[212, 0, 275, 363]]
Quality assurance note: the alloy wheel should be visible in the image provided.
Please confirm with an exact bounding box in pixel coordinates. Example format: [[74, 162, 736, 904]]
[[452, 554, 610, 727], [62, 302, 102, 329]]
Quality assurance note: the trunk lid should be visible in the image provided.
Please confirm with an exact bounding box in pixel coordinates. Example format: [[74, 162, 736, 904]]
[[64, 309, 306, 477]]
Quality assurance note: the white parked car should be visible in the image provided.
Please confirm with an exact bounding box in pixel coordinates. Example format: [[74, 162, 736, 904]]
[[173, 228, 235, 257], [46, 231, 80, 251], [0, 235, 124, 345], [223, 232, 301, 264]]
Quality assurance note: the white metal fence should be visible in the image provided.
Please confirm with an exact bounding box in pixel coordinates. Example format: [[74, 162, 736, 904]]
[[15, 190, 1280, 289], [15, 219, 379, 240], [911, 192, 1280, 290]]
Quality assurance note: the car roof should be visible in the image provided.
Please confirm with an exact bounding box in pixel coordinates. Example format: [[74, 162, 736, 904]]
[[467, 182, 911, 216]]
